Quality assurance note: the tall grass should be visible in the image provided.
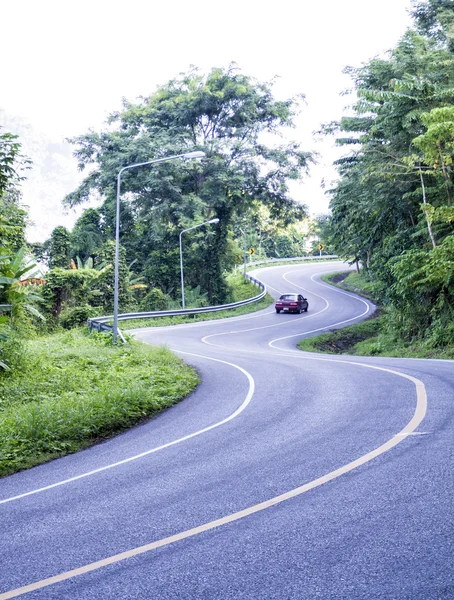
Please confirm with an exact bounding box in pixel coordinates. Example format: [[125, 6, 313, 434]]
[[0, 330, 199, 476]]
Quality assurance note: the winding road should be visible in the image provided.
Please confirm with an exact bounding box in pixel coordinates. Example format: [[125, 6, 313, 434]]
[[1, 261, 453, 599]]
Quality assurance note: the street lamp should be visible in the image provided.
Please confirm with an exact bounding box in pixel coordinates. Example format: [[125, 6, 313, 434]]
[[179, 218, 220, 309], [113, 150, 206, 343]]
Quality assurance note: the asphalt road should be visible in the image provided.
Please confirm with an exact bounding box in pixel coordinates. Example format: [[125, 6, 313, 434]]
[[1, 261, 453, 599]]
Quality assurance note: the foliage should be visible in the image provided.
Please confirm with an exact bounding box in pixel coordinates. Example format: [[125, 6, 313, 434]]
[[97, 240, 130, 311], [182, 285, 209, 308], [324, 6, 454, 346], [411, 0, 454, 49], [41, 267, 103, 318], [59, 305, 100, 329], [0, 248, 44, 324], [139, 287, 171, 311], [121, 276, 273, 329], [0, 127, 30, 199], [46, 226, 72, 269], [63, 65, 312, 305], [71, 208, 104, 263], [0, 248, 45, 370], [298, 270, 454, 359], [0, 330, 199, 476], [388, 233, 454, 340], [297, 316, 383, 355], [0, 129, 30, 253], [0, 193, 28, 252]]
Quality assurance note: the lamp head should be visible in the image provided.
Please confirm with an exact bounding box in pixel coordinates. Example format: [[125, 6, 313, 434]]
[[209, 218, 220, 224], [183, 150, 206, 160]]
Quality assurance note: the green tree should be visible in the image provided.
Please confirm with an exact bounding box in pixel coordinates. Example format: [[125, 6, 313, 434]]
[[64, 65, 312, 304], [71, 208, 104, 263], [0, 249, 45, 370], [46, 226, 72, 269], [325, 4, 454, 343], [411, 0, 454, 48], [0, 128, 30, 253], [0, 127, 30, 199]]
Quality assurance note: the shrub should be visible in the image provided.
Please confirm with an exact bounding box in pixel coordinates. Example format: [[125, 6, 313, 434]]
[[140, 288, 171, 311], [60, 305, 99, 329]]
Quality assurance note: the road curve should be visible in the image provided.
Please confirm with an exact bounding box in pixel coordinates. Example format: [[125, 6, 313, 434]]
[[1, 261, 453, 599]]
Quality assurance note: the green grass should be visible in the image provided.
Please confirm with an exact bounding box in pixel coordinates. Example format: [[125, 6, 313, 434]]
[[249, 257, 339, 268], [121, 273, 274, 330], [320, 270, 382, 302], [298, 271, 454, 359], [0, 329, 200, 476], [297, 317, 384, 354]]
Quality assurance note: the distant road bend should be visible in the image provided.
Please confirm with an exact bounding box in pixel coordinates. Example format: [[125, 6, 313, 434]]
[[1, 260, 453, 599]]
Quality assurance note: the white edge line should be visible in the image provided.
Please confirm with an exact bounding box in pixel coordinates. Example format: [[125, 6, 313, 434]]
[[0, 353, 255, 505], [201, 269, 371, 348], [0, 360, 427, 599], [268, 271, 372, 347]]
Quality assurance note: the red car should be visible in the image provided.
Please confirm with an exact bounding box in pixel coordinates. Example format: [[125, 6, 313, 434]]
[[275, 293, 309, 314]]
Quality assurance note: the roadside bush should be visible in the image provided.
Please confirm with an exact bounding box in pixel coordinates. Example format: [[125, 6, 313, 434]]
[[0, 329, 27, 373], [60, 305, 100, 329], [140, 288, 170, 311]]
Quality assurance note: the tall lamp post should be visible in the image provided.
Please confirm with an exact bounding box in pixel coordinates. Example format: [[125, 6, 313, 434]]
[[113, 150, 205, 343], [179, 218, 220, 309]]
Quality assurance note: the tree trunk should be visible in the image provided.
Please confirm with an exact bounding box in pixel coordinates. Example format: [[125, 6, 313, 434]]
[[419, 168, 437, 249]]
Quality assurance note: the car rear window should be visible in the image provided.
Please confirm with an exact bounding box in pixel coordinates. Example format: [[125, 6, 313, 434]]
[[280, 294, 298, 300]]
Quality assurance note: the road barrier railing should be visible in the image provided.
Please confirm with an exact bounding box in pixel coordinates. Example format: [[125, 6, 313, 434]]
[[88, 274, 266, 339], [88, 256, 340, 340], [248, 254, 338, 267]]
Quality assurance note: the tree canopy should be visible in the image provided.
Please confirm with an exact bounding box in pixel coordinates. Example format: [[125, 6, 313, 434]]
[[326, 3, 454, 346], [64, 65, 312, 304]]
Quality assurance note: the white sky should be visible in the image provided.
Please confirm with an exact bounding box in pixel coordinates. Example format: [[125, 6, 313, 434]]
[[2, 0, 414, 240]]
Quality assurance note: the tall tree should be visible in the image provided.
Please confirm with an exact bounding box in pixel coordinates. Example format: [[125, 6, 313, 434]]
[[411, 0, 454, 48], [64, 65, 312, 303], [0, 128, 30, 253], [46, 226, 72, 269], [326, 4, 454, 343], [70, 208, 105, 263]]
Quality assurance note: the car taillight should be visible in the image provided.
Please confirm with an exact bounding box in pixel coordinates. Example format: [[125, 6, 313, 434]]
[[290, 303, 297, 306]]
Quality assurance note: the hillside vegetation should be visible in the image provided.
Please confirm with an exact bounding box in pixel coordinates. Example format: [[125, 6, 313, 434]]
[[298, 271, 454, 359], [323, 0, 454, 351]]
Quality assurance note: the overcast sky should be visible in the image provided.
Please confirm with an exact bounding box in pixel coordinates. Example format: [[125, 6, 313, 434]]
[[2, 0, 414, 240]]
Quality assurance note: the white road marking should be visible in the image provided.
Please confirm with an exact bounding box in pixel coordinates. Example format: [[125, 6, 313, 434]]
[[0, 353, 255, 505], [201, 270, 371, 349], [0, 360, 427, 599], [0, 261, 431, 599], [129, 307, 276, 335], [269, 271, 371, 347]]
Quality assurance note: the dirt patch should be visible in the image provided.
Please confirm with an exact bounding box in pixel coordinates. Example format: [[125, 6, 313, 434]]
[[328, 272, 350, 284]]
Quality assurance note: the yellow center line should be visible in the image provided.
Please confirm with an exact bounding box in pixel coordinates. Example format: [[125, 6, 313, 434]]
[[0, 364, 427, 599]]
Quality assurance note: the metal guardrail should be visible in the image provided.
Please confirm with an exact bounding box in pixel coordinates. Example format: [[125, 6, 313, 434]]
[[248, 255, 338, 267], [88, 274, 266, 339], [88, 256, 340, 339]]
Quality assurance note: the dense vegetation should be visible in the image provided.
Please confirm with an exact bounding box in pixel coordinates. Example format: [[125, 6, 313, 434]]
[[0, 331, 199, 476], [0, 67, 316, 475], [324, 0, 454, 351], [14, 65, 323, 333], [298, 270, 454, 359], [45, 65, 314, 310]]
